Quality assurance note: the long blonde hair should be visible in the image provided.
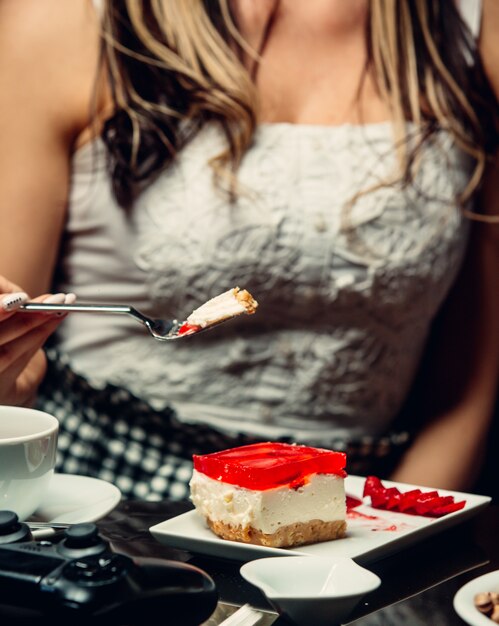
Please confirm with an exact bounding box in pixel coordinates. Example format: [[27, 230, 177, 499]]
[[99, 0, 497, 216]]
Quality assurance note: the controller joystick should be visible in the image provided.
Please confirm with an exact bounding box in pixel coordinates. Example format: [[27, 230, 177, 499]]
[[0, 511, 218, 624], [56, 522, 109, 558], [0, 510, 32, 544]]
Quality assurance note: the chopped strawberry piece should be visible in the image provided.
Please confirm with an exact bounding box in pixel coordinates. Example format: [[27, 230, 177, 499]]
[[411, 492, 438, 516], [369, 490, 389, 508], [384, 488, 402, 510], [362, 476, 466, 518], [429, 500, 466, 517], [363, 475, 384, 497], [397, 489, 422, 512], [414, 495, 454, 516], [346, 496, 362, 510], [415, 490, 439, 500]]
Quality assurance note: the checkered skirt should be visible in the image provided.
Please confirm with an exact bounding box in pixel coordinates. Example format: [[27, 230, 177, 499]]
[[36, 350, 410, 501]]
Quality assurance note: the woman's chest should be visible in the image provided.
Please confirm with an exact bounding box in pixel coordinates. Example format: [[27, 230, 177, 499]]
[[235, 0, 387, 126], [130, 125, 471, 323]]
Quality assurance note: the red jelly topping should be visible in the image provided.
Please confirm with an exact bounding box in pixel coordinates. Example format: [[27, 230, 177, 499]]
[[178, 323, 201, 336], [193, 442, 347, 490]]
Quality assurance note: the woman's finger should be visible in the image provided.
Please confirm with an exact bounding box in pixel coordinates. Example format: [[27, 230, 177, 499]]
[[0, 276, 23, 295], [0, 291, 29, 320], [0, 307, 62, 346], [0, 291, 75, 344], [1, 348, 47, 407], [0, 275, 29, 319], [0, 314, 64, 376]]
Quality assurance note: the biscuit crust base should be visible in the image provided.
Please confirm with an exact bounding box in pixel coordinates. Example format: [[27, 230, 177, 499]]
[[206, 517, 347, 548], [234, 288, 258, 314]]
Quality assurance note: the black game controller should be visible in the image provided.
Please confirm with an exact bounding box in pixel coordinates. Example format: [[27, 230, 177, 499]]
[[0, 511, 218, 625]]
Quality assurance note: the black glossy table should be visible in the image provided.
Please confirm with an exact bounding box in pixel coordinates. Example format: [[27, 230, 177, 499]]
[[95, 499, 498, 625]]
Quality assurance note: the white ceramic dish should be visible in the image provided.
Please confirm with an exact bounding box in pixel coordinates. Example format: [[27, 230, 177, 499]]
[[149, 475, 490, 564], [29, 473, 121, 527], [240, 556, 381, 626], [454, 570, 499, 626], [0, 406, 59, 520]]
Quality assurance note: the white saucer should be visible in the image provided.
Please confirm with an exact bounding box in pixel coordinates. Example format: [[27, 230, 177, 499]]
[[29, 473, 121, 525], [454, 570, 499, 626]]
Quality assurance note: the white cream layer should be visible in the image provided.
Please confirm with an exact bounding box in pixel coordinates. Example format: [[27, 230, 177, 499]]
[[189, 470, 346, 535], [186, 289, 246, 327]]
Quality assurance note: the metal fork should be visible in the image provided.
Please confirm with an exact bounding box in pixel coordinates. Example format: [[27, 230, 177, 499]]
[[19, 302, 220, 341], [27, 521, 72, 530], [218, 604, 265, 626]]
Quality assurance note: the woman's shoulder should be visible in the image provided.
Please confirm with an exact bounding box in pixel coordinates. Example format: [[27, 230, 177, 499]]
[[480, 0, 499, 99], [0, 0, 102, 142]]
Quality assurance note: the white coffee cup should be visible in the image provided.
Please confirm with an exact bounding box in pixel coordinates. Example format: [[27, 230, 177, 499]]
[[0, 406, 59, 521]]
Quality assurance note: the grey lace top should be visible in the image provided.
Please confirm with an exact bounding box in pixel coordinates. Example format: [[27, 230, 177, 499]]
[[53, 120, 473, 445]]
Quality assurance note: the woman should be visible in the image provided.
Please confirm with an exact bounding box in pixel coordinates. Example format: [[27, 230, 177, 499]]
[[0, 0, 497, 500]]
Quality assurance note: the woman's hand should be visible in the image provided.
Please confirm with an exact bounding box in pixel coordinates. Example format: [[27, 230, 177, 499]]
[[0, 276, 74, 407]]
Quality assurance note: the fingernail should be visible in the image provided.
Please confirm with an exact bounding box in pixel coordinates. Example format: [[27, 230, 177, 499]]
[[44, 293, 66, 304], [1, 292, 29, 311], [64, 293, 77, 304]]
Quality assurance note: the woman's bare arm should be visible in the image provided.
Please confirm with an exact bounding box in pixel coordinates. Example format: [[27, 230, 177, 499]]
[[0, 0, 101, 294], [391, 166, 499, 490], [0, 0, 101, 404]]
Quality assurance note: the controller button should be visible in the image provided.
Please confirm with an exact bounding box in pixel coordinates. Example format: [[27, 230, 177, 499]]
[[73, 560, 100, 578], [0, 510, 32, 544], [63, 554, 127, 584], [57, 524, 108, 558], [62, 601, 80, 611], [0, 511, 18, 533], [64, 523, 100, 548]]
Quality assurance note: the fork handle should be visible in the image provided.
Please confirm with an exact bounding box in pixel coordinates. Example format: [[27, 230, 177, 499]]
[[20, 302, 134, 314], [19, 302, 153, 329]]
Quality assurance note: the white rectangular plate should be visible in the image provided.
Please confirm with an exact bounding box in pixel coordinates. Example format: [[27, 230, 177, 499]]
[[149, 476, 491, 564]]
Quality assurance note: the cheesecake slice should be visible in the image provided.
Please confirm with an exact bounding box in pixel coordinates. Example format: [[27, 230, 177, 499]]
[[189, 442, 347, 548], [179, 287, 258, 335]]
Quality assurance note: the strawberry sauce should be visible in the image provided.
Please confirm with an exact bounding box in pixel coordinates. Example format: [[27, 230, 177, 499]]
[[346, 495, 363, 510], [193, 442, 347, 490], [178, 323, 201, 336]]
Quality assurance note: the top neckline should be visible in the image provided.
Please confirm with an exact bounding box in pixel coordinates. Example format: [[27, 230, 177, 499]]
[[258, 120, 393, 131], [74, 119, 398, 158]]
